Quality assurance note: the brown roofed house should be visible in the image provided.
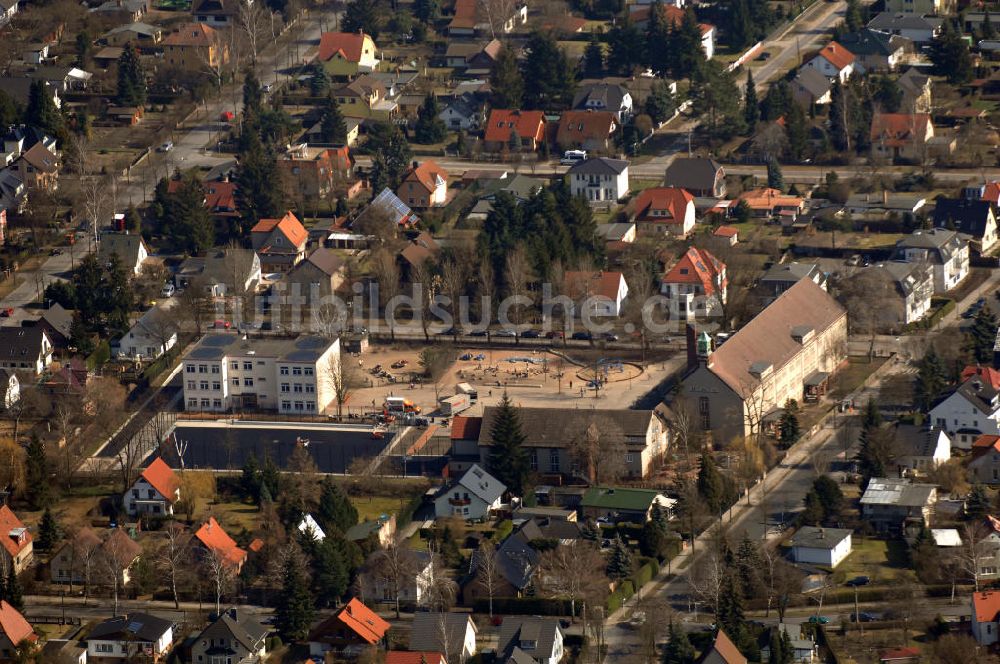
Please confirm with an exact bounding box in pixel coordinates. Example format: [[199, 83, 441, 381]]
[[398, 160, 448, 208], [162, 22, 228, 71], [250, 210, 309, 272], [556, 110, 618, 153], [484, 109, 546, 152]]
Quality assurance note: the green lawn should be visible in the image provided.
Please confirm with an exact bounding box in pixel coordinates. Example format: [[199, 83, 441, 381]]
[[827, 357, 888, 402], [352, 495, 410, 523], [835, 537, 916, 584]]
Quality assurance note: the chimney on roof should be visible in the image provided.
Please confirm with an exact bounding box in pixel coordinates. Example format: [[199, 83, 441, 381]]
[[818, 527, 825, 539], [228, 608, 238, 620], [412, 161, 419, 169]]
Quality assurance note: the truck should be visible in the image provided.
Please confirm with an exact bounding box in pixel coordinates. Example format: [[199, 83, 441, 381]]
[[455, 382, 478, 402], [384, 396, 421, 414], [439, 393, 471, 416]]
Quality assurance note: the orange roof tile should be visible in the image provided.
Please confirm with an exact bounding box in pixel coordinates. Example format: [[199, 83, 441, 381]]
[[319, 31, 372, 63], [163, 22, 219, 47], [714, 225, 738, 237], [975, 590, 1000, 622], [449, 0, 477, 29], [484, 109, 546, 144], [337, 598, 390, 644], [194, 517, 247, 568], [736, 187, 804, 211], [709, 629, 747, 664], [403, 161, 448, 194], [251, 211, 308, 248], [0, 506, 31, 560], [556, 110, 617, 144], [961, 365, 1000, 389], [140, 458, 180, 503], [0, 601, 35, 647], [816, 41, 855, 70], [386, 653, 446, 664], [983, 182, 1000, 204], [662, 247, 727, 296], [870, 112, 932, 147], [451, 415, 483, 440], [564, 270, 626, 301], [205, 181, 238, 211], [879, 647, 920, 661], [633, 187, 694, 224]]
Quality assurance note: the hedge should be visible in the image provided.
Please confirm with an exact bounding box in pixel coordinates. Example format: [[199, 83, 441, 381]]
[[86, 340, 111, 370], [472, 597, 573, 616], [606, 579, 636, 613]]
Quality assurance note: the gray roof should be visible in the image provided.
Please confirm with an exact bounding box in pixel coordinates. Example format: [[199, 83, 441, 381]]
[[495, 174, 545, 200], [873, 261, 931, 297], [105, 21, 161, 37], [0, 327, 48, 363], [664, 157, 722, 192], [87, 613, 172, 642], [513, 515, 582, 541], [894, 424, 948, 458], [793, 67, 833, 98], [895, 228, 964, 264], [860, 478, 936, 507], [497, 617, 562, 661], [572, 83, 629, 111], [98, 233, 146, 266], [596, 222, 635, 242], [300, 247, 344, 276], [845, 192, 927, 210], [184, 333, 336, 363], [506, 647, 538, 664], [410, 613, 475, 654], [456, 464, 506, 504], [789, 526, 852, 550], [196, 609, 267, 654], [838, 28, 911, 56], [760, 262, 823, 284], [949, 375, 1000, 416], [567, 157, 629, 176], [933, 198, 995, 240], [479, 406, 657, 451], [868, 12, 942, 32], [445, 41, 484, 58], [898, 67, 932, 95], [177, 250, 258, 289], [38, 303, 73, 339]]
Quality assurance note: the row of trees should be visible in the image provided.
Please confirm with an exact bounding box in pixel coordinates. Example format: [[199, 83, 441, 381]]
[[44, 253, 136, 352], [489, 33, 577, 111]]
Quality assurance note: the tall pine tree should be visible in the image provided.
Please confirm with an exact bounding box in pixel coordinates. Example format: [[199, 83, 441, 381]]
[[414, 93, 447, 144], [662, 622, 696, 664], [316, 477, 358, 533], [697, 450, 725, 515], [583, 36, 604, 78], [915, 346, 947, 411], [116, 42, 146, 106], [274, 543, 315, 640], [320, 95, 348, 144], [24, 433, 51, 509], [966, 305, 998, 364], [490, 44, 524, 109], [487, 392, 531, 496], [744, 69, 759, 133]]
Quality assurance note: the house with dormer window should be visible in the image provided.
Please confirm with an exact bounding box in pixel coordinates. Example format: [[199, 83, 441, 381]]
[[250, 210, 309, 272], [497, 617, 563, 664], [0, 327, 52, 375], [929, 376, 1000, 449], [434, 464, 505, 519], [191, 608, 268, 664], [398, 160, 448, 208], [124, 458, 181, 516], [0, 506, 32, 574], [660, 247, 727, 321]]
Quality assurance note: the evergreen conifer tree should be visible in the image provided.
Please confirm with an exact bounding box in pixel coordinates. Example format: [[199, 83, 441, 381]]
[[414, 93, 447, 144], [274, 543, 315, 640], [605, 537, 633, 580], [37, 508, 60, 552], [744, 69, 759, 133], [116, 43, 146, 106], [487, 392, 531, 496], [320, 95, 348, 144], [697, 450, 725, 514], [316, 477, 358, 533]]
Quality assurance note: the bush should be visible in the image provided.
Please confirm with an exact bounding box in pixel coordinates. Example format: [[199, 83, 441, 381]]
[[266, 636, 282, 650], [86, 340, 111, 370], [492, 519, 514, 542]]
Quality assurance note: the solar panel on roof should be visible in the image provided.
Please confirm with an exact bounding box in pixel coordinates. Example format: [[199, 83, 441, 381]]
[[127, 621, 143, 633], [371, 188, 415, 224]]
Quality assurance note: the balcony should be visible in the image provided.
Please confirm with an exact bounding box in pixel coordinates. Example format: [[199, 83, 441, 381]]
[[448, 497, 471, 506]]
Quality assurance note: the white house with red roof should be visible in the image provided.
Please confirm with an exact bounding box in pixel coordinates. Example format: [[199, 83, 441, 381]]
[[318, 31, 379, 76], [250, 210, 309, 273], [0, 600, 36, 660], [564, 270, 629, 317], [124, 457, 181, 516], [631, 187, 696, 237], [805, 42, 855, 82], [973, 590, 1000, 645], [0, 505, 32, 574], [194, 517, 248, 572], [660, 247, 727, 322]]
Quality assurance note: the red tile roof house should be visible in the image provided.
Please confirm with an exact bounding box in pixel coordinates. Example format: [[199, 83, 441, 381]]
[[870, 112, 934, 162], [631, 187, 696, 237], [713, 225, 739, 246], [0, 601, 36, 660], [564, 270, 629, 317], [449, 414, 483, 474], [397, 160, 448, 208], [555, 110, 619, 153], [804, 41, 856, 82], [250, 210, 309, 273], [483, 109, 546, 153], [278, 143, 354, 200], [973, 590, 1000, 645], [700, 629, 747, 664], [194, 517, 248, 572], [0, 506, 32, 575], [308, 598, 390, 659], [660, 247, 727, 322], [124, 457, 181, 517]]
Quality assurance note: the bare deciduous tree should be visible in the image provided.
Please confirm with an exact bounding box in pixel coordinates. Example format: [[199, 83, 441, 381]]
[[100, 530, 138, 616], [567, 418, 628, 484], [325, 352, 361, 420], [536, 542, 608, 619], [238, 0, 269, 65], [474, 539, 501, 617], [364, 540, 419, 617], [371, 249, 401, 340], [158, 522, 192, 609], [203, 545, 237, 616], [504, 244, 533, 333]]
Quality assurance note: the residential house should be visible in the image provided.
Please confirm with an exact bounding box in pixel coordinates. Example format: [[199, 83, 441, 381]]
[[190, 608, 267, 664], [463, 524, 541, 604], [862, 262, 934, 327], [467, 174, 544, 220], [0, 602, 35, 660], [345, 514, 396, 548], [124, 457, 181, 517], [701, 630, 747, 664], [790, 526, 853, 568], [563, 269, 629, 317], [449, 415, 483, 474], [85, 613, 173, 662], [972, 590, 1000, 646], [50, 527, 141, 586], [98, 233, 149, 275], [39, 639, 87, 664], [298, 514, 327, 542], [678, 278, 848, 442], [567, 157, 629, 205], [305, 116, 362, 147], [0, 327, 52, 375], [0, 78, 59, 109], [497, 617, 564, 664], [868, 13, 942, 45], [287, 247, 346, 298], [0, 506, 32, 574], [894, 228, 969, 293], [175, 249, 261, 297], [444, 39, 501, 71], [735, 188, 804, 219], [410, 613, 478, 662], [870, 112, 933, 161], [837, 29, 910, 72], [398, 160, 448, 208], [0, 0, 18, 27], [434, 464, 506, 520], [660, 246, 727, 321], [845, 191, 927, 217], [447, 0, 527, 37], [162, 23, 228, 71], [30, 66, 92, 93], [898, 68, 933, 113], [8, 141, 59, 191], [581, 487, 675, 523], [760, 625, 817, 664], [103, 22, 163, 47], [572, 83, 633, 122], [0, 172, 24, 214], [555, 110, 619, 153], [250, 210, 309, 273], [191, 0, 238, 26], [929, 376, 1000, 449], [194, 517, 248, 572], [483, 109, 546, 152], [308, 598, 390, 659], [791, 67, 834, 107], [398, 231, 441, 276], [631, 186, 696, 236], [116, 306, 178, 360], [894, 424, 951, 475], [478, 407, 668, 478], [759, 262, 827, 302], [22, 43, 49, 64], [969, 434, 1000, 483], [438, 94, 483, 131], [885, 0, 952, 15], [278, 143, 353, 200], [333, 75, 394, 120], [597, 222, 637, 251], [0, 370, 18, 410], [353, 188, 419, 230], [860, 477, 937, 531], [629, 5, 715, 57], [933, 198, 999, 254], [664, 157, 725, 197], [318, 31, 379, 76], [89, 0, 147, 21], [805, 42, 855, 82], [366, 550, 434, 607]]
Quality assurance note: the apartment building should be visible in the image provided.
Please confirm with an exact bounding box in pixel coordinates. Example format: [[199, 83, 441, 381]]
[[181, 334, 340, 415]]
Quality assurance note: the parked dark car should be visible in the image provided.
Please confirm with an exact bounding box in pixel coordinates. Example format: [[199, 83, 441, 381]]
[[850, 612, 877, 622], [469, 330, 488, 337], [521, 329, 541, 338], [846, 575, 870, 587], [571, 331, 592, 341]]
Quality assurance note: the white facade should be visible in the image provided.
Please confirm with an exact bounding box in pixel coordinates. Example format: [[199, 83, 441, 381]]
[[569, 168, 630, 204], [1, 372, 19, 410], [124, 474, 179, 517], [371, 555, 435, 604], [805, 53, 854, 83], [182, 335, 340, 415], [118, 309, 178, 360], [434, 485, 499, 520], [576, 274, 629, 317], [897, 429, 951, 473], [88, 627, 172, 661], [929, 388, 1000, 449], [791, 531, 852, 568], [897, 239, 969, 294]]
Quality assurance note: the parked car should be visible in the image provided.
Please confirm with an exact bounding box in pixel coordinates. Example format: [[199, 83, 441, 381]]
[[438, 327, 458, 336], [160, 283, 175, 298], [850, 612, 877, 622], [213, 319, 231, 329], [158, 141, 174, 152], [521, 329, 540, 338], [808, 616, 830, 624], [571, 331, 592, 341], [846, 575, 870, 586], [469, 330, 488, 337], [49, 248, 64, 256], [0, 307, 12, 317], [545, 331, 565, 339], [391, 360, 408, 369], [603, 332, 619, 341], [495, 329, 517, 337]]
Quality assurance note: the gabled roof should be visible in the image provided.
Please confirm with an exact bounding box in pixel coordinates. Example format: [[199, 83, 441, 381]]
[[479, 406, 656, 450], [484, 109, 546, 144], [162, 22, 218, 47], [456, 464, 506, 504], [410, 613, 475, 654], [664, 157, 722, 192], [102, 527, 143, 564], [564, 270, 626, 301], [0, 601, 35, 647], [319, 31, 373, 62], [894, 424, 948, 458], [963, 366, 1000, 390], [707, 629, 747, 664], [98, 233, 147, 265], [633, 187, 694, 222], [760, 261, 823, 284], [197, 609, 268, 653], [557, 110, 617, 143], [313, 598, 390, 644], [868, 12, 942, 32], [497, 617, 561, 661], [0, 327, 48, 363], [789, 526, 852, 550], [403, 160, 448, 193], [814, 41, 855, 70], [194, 517, 247, 568], [662, 247, 726, 296], [976, 590, 1000, 622], [204, 180, 238, 212], [19, 142, 57, 173], [251, 211, 308, 248], [736, 187, 804, 210], [357, 188, 419, 227], [567, 157, 629, 176], [0, 505, 31, 561], [933, 198, 995, 238], [860, 477, 936, 507], [793, 67, 834, 98], [138, 457, 180, 502], [399, 231, 441, 268], [38, 303, 73, 339], [838, 28, 909, 56], [451, 415, 483, 440], [299, 247, 345, 277], [870, 112, 932, 146], [572, 83, 629, 111], [87, 613, 171, 642]]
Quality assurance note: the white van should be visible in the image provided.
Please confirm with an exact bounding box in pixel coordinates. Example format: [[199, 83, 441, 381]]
[[560, 149, 587, 165]]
